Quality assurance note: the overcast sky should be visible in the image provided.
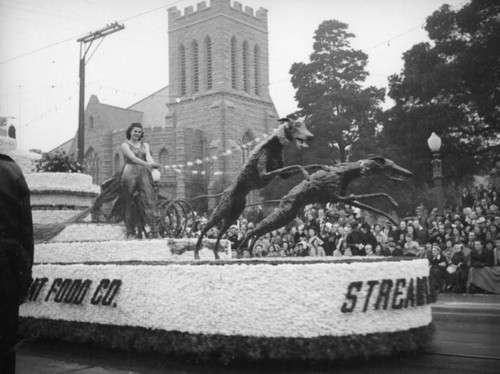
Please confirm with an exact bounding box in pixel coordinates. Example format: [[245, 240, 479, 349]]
[[0, 0, 467, 152]]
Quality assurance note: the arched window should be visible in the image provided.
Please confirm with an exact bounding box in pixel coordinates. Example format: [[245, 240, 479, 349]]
[[231, 36, 237, 90], [180, 44, 186, 96], [159, 148, 175, 177], [88, 115, 94, 129], [8, 125, 16, 139], [254, 45, 260, 95], [205, 36, 213, 90], [159, 147, 168, 166], [114, 152, 121, 174], [84, 147, 100, 184], [241, 129, 254, 164], [192, 40, 199, 93], [242, 41, 249, 93]]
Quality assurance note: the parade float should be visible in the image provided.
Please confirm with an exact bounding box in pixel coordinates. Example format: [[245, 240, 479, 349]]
[[20, 254, 434, 363], [17, 155, 435, 364], [20, 216, 434, 364]]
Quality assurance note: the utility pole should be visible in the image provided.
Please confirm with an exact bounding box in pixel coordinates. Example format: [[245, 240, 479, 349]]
[[77, 22, 124, 163]]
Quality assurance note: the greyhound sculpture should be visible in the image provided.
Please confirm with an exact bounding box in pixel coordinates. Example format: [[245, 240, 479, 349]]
[[236, 157, 413, 255], [195, 117, 325, 260]]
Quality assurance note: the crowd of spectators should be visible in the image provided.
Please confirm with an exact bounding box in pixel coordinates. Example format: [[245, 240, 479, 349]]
[[188, 182, 500, 295]]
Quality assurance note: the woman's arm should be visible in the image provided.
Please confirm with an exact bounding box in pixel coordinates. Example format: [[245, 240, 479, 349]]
[[121, 143, 159, 168], [144, 143, 159, 167]]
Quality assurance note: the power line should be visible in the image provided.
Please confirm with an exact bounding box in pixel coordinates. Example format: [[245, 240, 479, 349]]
[[0, 35, 83, 65], [1, 0, 103, 22], [23, 90, 79, 126], [0, 80, 78, 94], [120, 0, 184, 23], [0, 0, 185, 66], [365, 0, 469, 52], [2, 0, 471, 123], [366, 24, 424, 52], [1, 0, 469, 66]]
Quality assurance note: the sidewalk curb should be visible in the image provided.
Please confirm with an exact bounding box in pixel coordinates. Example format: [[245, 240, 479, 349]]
[[432, 310, 500, 324], [432, 295, 500, 324]]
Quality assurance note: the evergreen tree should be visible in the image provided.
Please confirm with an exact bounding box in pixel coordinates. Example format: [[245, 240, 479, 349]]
[[261, 20, 386, 205], [290, 20, 385, 163]]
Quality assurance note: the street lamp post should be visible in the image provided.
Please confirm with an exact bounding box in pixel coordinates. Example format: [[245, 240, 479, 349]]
[[427, 132, 444, 214]]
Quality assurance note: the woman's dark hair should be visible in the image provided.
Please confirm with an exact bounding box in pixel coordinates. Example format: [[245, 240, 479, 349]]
[[125, 122, 144, 140]]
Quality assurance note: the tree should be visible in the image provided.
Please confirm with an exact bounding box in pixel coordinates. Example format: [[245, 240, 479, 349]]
[[385, 0, 500, 181], [289, 20, 385, 163]]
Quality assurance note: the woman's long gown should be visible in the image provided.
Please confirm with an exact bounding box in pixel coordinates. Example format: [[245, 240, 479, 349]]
[[90, 143, 158, 237], [120, 143, 158, 236]]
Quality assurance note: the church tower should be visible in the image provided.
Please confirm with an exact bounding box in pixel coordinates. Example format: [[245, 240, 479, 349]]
[[166, 0, 279, 198]]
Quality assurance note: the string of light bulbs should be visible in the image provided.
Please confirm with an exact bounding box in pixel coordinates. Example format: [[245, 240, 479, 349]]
[[161, 129, 276, 175]]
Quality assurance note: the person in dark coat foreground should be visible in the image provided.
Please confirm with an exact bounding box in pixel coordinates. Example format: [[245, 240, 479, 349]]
[[0, 153, 34, 374]]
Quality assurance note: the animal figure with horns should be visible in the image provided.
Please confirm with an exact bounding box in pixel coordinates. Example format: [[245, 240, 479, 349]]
[[236, 157, 413, 256], [194, 117, 326, 260]]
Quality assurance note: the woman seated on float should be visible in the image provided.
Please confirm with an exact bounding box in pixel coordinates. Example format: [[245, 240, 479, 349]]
[[120, 123, 161, 238], [87, 122, 161, 239]]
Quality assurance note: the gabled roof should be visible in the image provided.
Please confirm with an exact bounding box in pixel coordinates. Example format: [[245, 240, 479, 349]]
[[49, 87, 170, 152], [127, 85, 169, 110], [87, 95, 143, 132]]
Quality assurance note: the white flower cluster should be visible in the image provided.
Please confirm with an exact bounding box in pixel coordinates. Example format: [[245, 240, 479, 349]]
[[49, 223, 126, 243], [35, 238, 231, 262], [21, 258, 432, 338], [26, 173, 100, 194], [32, 210, 92, 225]]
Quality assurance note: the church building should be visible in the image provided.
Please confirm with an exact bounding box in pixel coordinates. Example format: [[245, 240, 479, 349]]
[[63, 0, 280, 208]]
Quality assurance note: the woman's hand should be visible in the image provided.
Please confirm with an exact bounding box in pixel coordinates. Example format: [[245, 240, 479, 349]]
[[149, 162, 160, 168]]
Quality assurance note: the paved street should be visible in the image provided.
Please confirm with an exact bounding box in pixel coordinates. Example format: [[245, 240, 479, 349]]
[[17, 293, 500, 374], [430, 293, 500, 359]]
